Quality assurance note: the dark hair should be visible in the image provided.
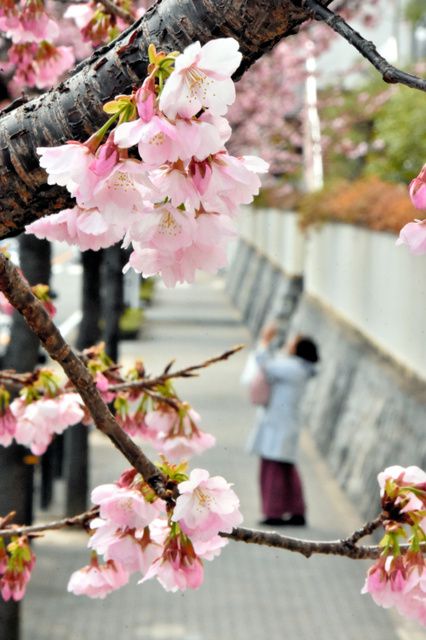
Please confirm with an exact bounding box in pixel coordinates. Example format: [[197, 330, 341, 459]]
[[295, 337, 319, 363]]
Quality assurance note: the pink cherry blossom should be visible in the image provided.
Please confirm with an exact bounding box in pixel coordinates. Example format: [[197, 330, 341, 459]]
[[159, 38, 242, 119], [144, 406, 216, 461], [88, 160, 151, 226], [25, 207, 125, 252], [95, 372, 116, 403], [36, 142, 94, 194], [396, 220, 426, 256], [157, 431, 216, 462], [192, 535, 228, 561], [0, 3, 59, 44], [67, 558, 129, 599], [140, 533, 204, 592], [127, 203, 197, 251], [0, 407, 17, 447], [172, 468, 243, 541], [10, 393, 84, 455], [90, 521, 163, 576], [64, 3, 94, 30], [409, 164, 426, 210], [0, 568, 31, 602], [0, 538, 35, 602], [191, 152, 269, 215], [91, 483, 163, 530]]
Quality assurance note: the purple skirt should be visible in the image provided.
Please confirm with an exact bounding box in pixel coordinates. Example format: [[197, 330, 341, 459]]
[[260, 458, 306, 518]]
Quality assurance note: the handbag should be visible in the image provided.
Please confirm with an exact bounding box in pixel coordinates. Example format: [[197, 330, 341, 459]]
[[240, 352, 271, 406]]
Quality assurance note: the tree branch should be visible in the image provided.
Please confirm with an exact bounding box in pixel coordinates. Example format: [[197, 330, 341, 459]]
[[0, 509, 420, 563], [0, 252, 174, 503], [109, 344, 244, 393], [302, 0, 426, 93]]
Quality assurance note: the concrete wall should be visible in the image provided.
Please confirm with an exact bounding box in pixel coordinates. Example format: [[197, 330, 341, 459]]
[[227, 208, 426, 519]]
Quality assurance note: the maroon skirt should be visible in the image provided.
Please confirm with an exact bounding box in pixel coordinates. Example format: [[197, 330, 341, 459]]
[[260, 458, 306, 518]]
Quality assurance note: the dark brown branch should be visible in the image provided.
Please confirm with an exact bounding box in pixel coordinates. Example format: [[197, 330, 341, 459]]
[[0, 0, 321, 238], [302, 0, 426, 92], [0, 252, 174, 503], [97, 0, 135, 25]]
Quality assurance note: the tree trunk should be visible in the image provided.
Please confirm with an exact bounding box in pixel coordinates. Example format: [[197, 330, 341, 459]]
[[102, 245, 125, 362], [0, 235, 51, 640], [64, 250, 103, 516], [0, 0, 322, 238]]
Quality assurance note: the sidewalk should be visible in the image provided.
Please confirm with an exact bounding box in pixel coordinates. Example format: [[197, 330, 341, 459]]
[[22, 274, 424, 640]]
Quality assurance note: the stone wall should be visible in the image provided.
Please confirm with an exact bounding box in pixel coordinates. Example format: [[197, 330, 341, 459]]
[[227, 219, 426, 520]]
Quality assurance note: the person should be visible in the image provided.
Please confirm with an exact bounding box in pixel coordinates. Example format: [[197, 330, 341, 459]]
[[247, 323, 319, 526]]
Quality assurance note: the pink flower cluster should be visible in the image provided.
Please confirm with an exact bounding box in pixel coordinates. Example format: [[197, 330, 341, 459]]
[[398, 164, 426, 255], [0, 536, 35, 602], [0, 0, 75, 89], [26, 38, 269, 287], [0, 373, 84, 455], [68, 467, 242, 596], [362, 466, 426, 626]]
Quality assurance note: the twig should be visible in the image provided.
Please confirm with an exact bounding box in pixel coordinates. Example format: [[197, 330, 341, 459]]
[[0, 508, 99, 538], [342, 513, 386, 546], [96, 0, 134, 25], [302, 0, 426, 93], [110, 345, 245, 393], [0, 253, 174, 504]]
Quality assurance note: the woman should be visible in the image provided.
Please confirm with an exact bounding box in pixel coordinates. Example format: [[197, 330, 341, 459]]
[[248, 323, 319, 526]]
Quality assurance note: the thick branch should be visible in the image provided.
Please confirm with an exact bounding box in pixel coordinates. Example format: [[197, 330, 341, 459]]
[[0, 252, 173, 503], [303, 0, 426, 92], [0, 0, 322, 238]]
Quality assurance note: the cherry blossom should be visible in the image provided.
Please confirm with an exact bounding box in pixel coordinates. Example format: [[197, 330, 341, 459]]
[[10, 393, 84, 455], [0, 405, 17, 447], [159, 38, 242, 119], [140, 530, 204, 592], [144, 406, 216, 460], [25, 207, 124, 252], [91, 483, 163, 530], [67, 558, 129, 599], [409, 164, 426, 210], [0, 537, 35, 602], [396, 220, 426, 256], [172, 468, 243, 541]]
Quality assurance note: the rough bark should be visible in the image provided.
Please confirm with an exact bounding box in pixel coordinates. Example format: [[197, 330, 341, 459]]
[[0, 0, 325, 238]]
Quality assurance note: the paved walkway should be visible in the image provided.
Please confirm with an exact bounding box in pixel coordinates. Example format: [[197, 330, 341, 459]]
[[22, 275, 426, 640]]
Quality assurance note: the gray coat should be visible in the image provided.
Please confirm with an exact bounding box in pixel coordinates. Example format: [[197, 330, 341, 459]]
[[247, 348, 314, 463]]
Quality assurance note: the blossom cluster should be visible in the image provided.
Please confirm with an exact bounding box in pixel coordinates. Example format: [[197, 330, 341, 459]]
[[68, 466, 243, 596], [0, 345, 215, 463], [26, 38, 269, 287], [362, 466, 426, 626], [398, 163, 426, 255], [0, 536, 35, 602], [0, 0, 74, 89], [0, 371, 84, 453]]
